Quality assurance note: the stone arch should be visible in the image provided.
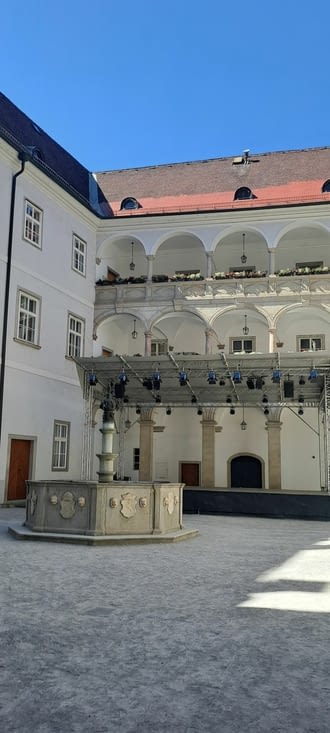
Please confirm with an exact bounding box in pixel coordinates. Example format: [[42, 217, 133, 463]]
[[151, 231, 207, 278], [93, 312, 148, 357], [211, 227, 269, 276], [211, 305, 270, 353], [273, 220, 330, 249], [274, 304, 330, 352], [150, 310, 209, 355], [96, 234, 147, 281]]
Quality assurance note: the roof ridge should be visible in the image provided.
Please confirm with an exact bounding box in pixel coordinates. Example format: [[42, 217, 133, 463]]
[[95, 145, 330, 176]]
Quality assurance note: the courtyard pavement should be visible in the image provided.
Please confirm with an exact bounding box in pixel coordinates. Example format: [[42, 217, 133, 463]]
[[1, 507, 330, 733]]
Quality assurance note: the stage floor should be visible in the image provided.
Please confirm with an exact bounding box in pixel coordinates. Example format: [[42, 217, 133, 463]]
[[183, 487, 330, 520]]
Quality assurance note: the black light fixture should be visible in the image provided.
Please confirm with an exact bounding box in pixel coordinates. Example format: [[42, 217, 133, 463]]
[[246, 377, 255, 390], [191, 395, 197, 403], [299, 375, 306, 386], [155, 395, 162, 403], [241, 232, 247, 264], [298, 407, 304, 416], [262, 394, 268, 403], [242, 314, 249, 335], [226, 396, 232, 403], [264, 407, 270, 415], [136, 406, 141, 414], [230, 407, 235, 415], [131, 319, 138, 339], [166, 407, 172, 415], [219, 377, 226, 386], [197, 407, 203, 415], [129, 241, 135, 271], [255, 376, 265, 390], [298, 394, 304, 403], [240, 404, 247, 430]]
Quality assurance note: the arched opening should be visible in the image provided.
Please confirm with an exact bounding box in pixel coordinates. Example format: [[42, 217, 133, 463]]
[[230, 455, 263, 488]]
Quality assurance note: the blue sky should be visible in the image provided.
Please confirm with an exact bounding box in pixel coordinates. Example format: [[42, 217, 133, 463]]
[[1, 1, 329, 172]]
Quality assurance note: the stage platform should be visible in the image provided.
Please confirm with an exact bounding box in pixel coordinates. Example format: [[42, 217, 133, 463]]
[[183, 488, 330, 520]]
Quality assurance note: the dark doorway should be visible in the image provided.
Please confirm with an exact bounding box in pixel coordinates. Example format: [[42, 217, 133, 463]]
[[7, 439, 32, 500], [230, 455, 262, 489], [180, 462, 200, 486]]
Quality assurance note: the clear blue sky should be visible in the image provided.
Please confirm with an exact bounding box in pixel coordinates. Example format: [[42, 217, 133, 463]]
[[1, 1, 329, 172]]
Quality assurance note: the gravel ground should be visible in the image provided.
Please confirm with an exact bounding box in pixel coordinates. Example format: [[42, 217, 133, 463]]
[[1, 508, 329, 733]]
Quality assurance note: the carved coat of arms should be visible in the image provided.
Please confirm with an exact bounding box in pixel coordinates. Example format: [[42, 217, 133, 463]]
[[120, 492, 137, 518], [59, 491, 76, 519]]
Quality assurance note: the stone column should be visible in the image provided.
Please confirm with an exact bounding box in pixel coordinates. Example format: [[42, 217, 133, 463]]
[[201, 408, 217, 488], [268, 249, 276, 276], [266, 418, 282, 490], [139, 408, 155, 481], [205, 328, 212, 354], [206, 252, 213, 278], [96, 399, 117, 482], [144, 330, 152, 356], [147, 255, 155, 283], [268, 327, 276, 353]]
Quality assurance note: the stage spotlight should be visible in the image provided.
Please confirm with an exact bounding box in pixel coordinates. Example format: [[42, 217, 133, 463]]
[[207, 369, 217, 385], [155, 395, 162, 403], [299, 375, 306, 385], [309, 368, 318, 381], [88, 373, 98, 386], [272, 369, 282, 383], [118, 370, 128, 385], [143, 378, 153, 390], [179, 370, 188, 386], [226, 396, 232, 404], [191, 396, 197, 404], [246, 377, 255, 390], [262, 394, 268, 403], [298, 394, 304, 403], [219, 377, 226, 386], [152, 371, 161, 390], [229, 407, 236, 415], [166, 407, 172, 415], [232, 370, 241, 384], [298, 407, 304, 415], [264, 408, 269, 415], [123, 397, 129, 403]]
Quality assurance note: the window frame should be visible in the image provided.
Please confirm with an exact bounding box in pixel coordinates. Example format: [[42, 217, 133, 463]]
[[72, 234, 87, 277], [151, 339, 168, 356], [23, 199, 43, 248], [67, 313, 85, 358], [233, 187, 253, 201], [133, 448, 140, 471], [52, 420, 70, 471], [230, 336, 256, 354], [296, 335, 324, 352], [15, 289, 41, 347]]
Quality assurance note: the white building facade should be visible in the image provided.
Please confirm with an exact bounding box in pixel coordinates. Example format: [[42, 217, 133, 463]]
[[1, 93, 330, 501]]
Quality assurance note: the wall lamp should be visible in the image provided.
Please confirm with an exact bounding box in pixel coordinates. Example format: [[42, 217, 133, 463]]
[[241, 232, 247, 264], [129, 241, 135, 271], [166, 407, 172, 415], [242, 314, 249, 335], [240, 404, 247, 430], [131, 319, 138, 339]]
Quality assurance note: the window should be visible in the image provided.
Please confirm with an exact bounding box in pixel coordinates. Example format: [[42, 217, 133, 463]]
[[297, 335, 324, 352], [72, 235, 86, 276], [133, 448, 140, 471], [151, 339, 168, 356], [67, 314, 85, 357], [24, 200, 42, 247], [120, 197, 141, 210], [52, 421, 70, 470], [234, 187, 254, 201], [16, 290, 40, 345], [230, 337, 256, 354], [322, 180, 330, 193]]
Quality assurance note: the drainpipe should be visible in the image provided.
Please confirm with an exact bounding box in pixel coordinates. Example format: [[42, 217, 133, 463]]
[[0, 151, 27, 447]]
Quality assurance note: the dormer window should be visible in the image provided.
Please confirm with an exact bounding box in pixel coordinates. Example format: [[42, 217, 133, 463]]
[[234, 187, 254, 201], [120, 197, 141, 210], [322, 180, 330, 193]]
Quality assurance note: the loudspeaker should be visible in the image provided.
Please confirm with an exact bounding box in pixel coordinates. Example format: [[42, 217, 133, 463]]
[[284, 380, 294, 398]]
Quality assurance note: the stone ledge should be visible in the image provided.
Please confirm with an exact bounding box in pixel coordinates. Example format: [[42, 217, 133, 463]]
[[8, 523, 199, 546]]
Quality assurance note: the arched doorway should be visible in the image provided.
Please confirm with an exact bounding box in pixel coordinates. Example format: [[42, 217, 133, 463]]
[[230, 455, 262, 489]]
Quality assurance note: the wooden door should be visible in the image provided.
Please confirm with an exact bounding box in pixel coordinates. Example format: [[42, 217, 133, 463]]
[[181, 462, 200, 486], [231, 455, 262, 489], [7, 439, 32, 500]]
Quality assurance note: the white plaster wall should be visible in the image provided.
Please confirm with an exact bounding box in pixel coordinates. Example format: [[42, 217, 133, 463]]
[[281, 408, 321, 491]]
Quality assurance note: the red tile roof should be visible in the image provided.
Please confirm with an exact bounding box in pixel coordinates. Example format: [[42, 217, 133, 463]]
[[95, 147, 330, 215]]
